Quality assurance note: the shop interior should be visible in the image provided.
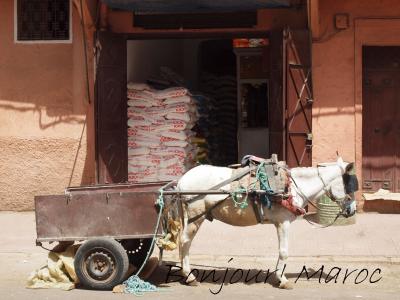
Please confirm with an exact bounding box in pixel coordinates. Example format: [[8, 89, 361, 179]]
[[126, 38, 270, 182]]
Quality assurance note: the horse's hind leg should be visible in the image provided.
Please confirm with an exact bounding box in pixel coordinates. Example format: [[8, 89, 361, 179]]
[[179, 212, 205, 285], [274, 220, 293, 289]]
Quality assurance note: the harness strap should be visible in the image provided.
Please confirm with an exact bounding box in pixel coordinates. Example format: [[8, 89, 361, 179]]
[[287, 170, 329, 214], [185, 165, 256, 204], [280, 195, 306, 216], [251, 197, 263, 223], [188, 200, 225, 224], [286, 166, 346, 226]]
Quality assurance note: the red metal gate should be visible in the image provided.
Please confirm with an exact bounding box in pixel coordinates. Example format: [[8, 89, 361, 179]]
[[284, 29, 313, 167], [269, 28, 313, 167]]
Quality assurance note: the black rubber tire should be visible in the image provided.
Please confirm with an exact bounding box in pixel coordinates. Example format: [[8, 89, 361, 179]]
[[74, 238, 129, 290], [120, 238, 153, 268]]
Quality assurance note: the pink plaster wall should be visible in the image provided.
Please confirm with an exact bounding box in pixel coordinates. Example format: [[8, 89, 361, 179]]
[[0, 1, 95, 210], [7, 0, 398, 210], [312, 0, 400, 165], [312, 0, 400, 207]]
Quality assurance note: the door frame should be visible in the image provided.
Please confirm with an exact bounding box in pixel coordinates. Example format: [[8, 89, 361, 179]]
[[355, 19, 400, 192], [95, 28, 275, 183], [95, 27, 316, 182]]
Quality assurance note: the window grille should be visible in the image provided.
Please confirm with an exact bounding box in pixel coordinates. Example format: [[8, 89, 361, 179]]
[[17, 0, 70, 41]]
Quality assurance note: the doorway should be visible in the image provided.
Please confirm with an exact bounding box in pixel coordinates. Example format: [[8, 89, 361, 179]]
[[362, 46, 400, 192], [95, 29, 312, 184], [126, 38, 244, 169]]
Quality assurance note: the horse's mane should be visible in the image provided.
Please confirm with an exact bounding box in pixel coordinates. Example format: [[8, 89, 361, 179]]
[[290, 164, 340, 179], [290, 167, 317, 178]]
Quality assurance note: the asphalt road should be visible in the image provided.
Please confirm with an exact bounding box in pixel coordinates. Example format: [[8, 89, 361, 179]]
[[1, 212, 399, 299], [2, 252, 399, 300]]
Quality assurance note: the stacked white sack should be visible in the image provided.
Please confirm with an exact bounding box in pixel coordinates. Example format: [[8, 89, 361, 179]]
[[127, 83, 198, 183]]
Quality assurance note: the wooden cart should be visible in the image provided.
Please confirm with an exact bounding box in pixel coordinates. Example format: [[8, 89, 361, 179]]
[[34, 182, 166, 290], [34, 173, 271, 290]]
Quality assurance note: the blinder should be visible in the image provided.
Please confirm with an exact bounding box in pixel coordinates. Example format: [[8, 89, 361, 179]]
[[341, 174, 358, 218], [342, 173, 359, 194], [323, 171, 358, 218]]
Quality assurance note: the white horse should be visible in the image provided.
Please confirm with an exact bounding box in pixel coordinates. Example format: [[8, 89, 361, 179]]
[[176, 157, 356, 289]]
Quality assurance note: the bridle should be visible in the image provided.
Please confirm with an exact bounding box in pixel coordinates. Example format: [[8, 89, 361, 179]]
[[317, 166, 353, 206], [289, 165, 356, 228]]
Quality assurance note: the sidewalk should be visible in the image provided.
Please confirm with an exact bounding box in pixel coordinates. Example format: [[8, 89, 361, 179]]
[[0, 211, 399, 261]]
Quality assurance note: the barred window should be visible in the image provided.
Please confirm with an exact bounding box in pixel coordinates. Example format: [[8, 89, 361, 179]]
[[16, 0, 70, 41]]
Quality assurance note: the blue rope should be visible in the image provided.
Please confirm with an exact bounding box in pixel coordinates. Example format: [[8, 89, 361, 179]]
[[123, 183, 168, 296], [124, 276, 158, 296]]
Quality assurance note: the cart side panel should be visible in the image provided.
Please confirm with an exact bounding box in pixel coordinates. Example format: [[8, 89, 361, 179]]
[[35, 191, 161, 242]]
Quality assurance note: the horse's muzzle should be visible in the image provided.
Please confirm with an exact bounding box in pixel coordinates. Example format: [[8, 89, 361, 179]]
[[342, 193, 356, 218]]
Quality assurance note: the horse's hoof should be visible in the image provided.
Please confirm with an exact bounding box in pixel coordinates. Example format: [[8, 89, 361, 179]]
[[279, 281, 294, 290], [186, 279, 200, 286]]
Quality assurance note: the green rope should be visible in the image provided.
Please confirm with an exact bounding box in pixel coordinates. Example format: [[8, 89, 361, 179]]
[[230, 162, 275, 209], [256, 162, 274, 208], [230, 187, 249, 209], [123, 184, 168, 296]]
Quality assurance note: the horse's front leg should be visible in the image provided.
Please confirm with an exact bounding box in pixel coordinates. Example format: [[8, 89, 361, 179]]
[[179, 208, 205, 286], [274, 220, 293, 289]]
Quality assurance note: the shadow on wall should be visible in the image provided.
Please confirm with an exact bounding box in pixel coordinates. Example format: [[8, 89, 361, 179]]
[[0, 1, 97, 211], [312, 106, 360, 118], [0, 102, 85, 129]]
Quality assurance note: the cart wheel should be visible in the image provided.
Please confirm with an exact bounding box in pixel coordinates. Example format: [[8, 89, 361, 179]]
[[120, 238, 154, 268], [74, 238, 129, 290]]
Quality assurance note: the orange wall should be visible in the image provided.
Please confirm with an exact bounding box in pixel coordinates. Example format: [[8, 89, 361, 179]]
[[0, 0, 96, 210], [312, 0, 400, 205], [0, 2, 307, 211]]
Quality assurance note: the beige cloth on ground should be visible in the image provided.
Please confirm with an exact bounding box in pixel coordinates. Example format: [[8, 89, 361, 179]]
[[363, 188, 400, 201], [26, 244, 79, 291]]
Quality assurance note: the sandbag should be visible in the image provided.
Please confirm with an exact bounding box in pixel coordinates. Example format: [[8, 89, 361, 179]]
[[127, 82, 151, 91], [152, 87, 188, 99], [126, 83, 199, 183], [127, 89, 155, 100], [163, 95, 192, 105], [128, 147, 150, 156], [127, 99, 163, 107], [160, 130, 189, 141]]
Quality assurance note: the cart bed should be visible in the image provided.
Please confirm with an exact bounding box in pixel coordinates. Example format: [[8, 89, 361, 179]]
[[34, 182, 166, 244]]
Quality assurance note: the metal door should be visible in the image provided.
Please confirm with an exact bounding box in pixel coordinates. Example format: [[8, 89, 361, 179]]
[[362, 46, 400, 192], [95, 31, 128, 184], [269, 31, 285, 160]]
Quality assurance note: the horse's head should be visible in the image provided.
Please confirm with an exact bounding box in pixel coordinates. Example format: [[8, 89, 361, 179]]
[[320, 157, 358, 218]]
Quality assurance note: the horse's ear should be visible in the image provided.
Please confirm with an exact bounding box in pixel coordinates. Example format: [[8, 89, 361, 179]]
[[345, 162, 355, 174]]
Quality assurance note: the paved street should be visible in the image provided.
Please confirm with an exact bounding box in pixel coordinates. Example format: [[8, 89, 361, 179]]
[[1, 212, 399, 299]]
